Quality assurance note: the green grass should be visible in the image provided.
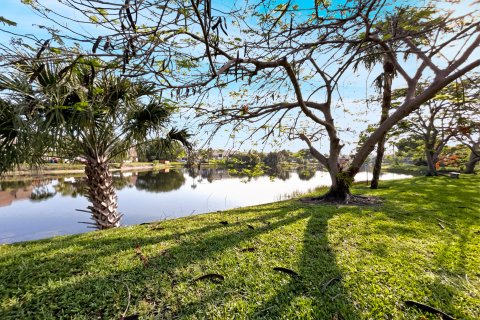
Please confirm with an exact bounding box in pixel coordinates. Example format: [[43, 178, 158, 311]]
[[0, 176, 479, 319], [384, 163, 471, 175]]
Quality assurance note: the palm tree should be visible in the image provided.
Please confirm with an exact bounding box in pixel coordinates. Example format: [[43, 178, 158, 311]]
[[0, 56, 190, 229], [0, 96, 49, 174]]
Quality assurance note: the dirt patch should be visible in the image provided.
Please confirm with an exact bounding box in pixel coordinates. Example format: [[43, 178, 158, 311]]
[[300, 194, 382, 206]]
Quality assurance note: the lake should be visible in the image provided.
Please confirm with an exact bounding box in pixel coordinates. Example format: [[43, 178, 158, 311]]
[[0, 167, 411, 243]]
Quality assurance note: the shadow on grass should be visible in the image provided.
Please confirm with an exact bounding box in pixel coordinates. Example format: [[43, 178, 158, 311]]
[[174, 206, 360, 319], [0, 201, 359, 319], [245, 208, 360, 319], [1, 175, 478, 319], [350, 175, 480, 319]]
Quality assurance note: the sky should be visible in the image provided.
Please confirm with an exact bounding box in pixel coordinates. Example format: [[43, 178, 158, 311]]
[[1, 0, 478, 155]]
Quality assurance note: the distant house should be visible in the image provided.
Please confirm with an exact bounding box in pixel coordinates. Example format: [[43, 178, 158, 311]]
[[214, 149, 230, 160], [125, 147, 138, 162]]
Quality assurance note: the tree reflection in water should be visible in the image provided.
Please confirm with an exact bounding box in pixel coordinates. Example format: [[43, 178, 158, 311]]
[[135, 170, 186, 193], [296, 167, 316, 181], [29, 182, 56, 201], [0, 179, 56, 205], [267, 166, 291, 181], [1, 167, 317, 231], [54, 177, 87, 198]]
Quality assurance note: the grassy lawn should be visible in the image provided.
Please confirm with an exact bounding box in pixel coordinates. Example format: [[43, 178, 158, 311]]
[[0, 175, 479, 319]]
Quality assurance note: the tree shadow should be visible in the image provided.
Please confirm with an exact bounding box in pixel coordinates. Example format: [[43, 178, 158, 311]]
[[148, 204, 360, 319], [244, 207, 360, 319], [1, 202, 356, 319], [1, 175, 477, 319], [350, 175, 479, 319]]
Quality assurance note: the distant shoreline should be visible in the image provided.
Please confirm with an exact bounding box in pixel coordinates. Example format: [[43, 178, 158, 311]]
[[1, 162, 179, 179]]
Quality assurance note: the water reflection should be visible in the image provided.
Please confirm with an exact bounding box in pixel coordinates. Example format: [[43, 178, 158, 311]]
[[0, 168, 412, 243], [29, 183, 56, 202], [54, 178, 86, 198], [0, 179, 56, 206], [267, 166, 291, 181], [136, 170, 185, 193], [296, 167, 316, 181]]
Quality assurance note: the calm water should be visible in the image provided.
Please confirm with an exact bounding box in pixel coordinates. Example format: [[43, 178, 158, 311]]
[[0, 167, 411, 243]]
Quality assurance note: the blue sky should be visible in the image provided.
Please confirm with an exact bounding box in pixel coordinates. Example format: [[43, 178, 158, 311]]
[[1, 0, 477, 155]]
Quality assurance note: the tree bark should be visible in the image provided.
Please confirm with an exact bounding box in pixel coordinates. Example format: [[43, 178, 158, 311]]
[[370, 136, 386, 189], [425, 147, 437, 176], [371, 59, 393, 189], [317, 164, 358, 202], [323, 173, 352, 201], [464, 152, 479, 174], [84, 158, 121, 229]]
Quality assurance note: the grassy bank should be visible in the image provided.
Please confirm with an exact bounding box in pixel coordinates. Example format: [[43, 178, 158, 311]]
[[0, 176, 479, 319], [383, 163, 472, 176]]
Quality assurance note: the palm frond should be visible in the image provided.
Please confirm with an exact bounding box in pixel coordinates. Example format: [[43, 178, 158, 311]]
[[125, 100, 174, 139], [166, 128, 192, 150]]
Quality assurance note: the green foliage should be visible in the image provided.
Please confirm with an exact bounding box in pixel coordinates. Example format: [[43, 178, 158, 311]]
[[0, 16, 17, 26], [395, 137, 424, 159], [138, 139, 187, 162], [232, 163, 267, 179], [296, 167, 316, 181], [0, 56, 189, 168], [336, 171, 354, 187], [0, 99, 49, 174]]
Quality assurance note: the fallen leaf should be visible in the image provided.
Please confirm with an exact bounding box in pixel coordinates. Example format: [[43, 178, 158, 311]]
[[193, 273, 225, 283], [273, 267, 299, 277]]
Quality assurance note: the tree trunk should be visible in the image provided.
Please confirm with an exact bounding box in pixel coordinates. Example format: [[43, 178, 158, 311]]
[[370, 139, 385, 189], [324, 179, 351, 201], [464, 152, 479, 174], [84, 158, 121, 229], [371, 61, 393, 189], [465, 141, 480, 174], [320, 168, 353, 201], [465, 160, 476, 174], [425, 148, 437, 176]]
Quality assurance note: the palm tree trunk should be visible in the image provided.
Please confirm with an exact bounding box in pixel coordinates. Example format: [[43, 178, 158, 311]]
[[84, 158, 121, 229]]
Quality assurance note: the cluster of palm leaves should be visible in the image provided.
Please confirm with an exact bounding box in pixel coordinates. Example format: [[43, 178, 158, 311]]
[[0, 55, 190, 228]]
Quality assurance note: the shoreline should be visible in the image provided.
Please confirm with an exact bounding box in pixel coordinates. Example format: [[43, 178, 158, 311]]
[[1, 163, 180, 180], [2, 162, 430, 178]]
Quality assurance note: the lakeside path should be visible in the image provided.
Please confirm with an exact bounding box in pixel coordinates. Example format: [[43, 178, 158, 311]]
[[0, 175, 479, 319]]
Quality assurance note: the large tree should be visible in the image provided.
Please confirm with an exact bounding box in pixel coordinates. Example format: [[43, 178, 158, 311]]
[[0, 57, 190, 228], [351, 8, 406, 189], [395, 80, 478, 176], [455, 117, 480, 174], [6, 0, 480, 202], [180, 1, 480, 201]]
